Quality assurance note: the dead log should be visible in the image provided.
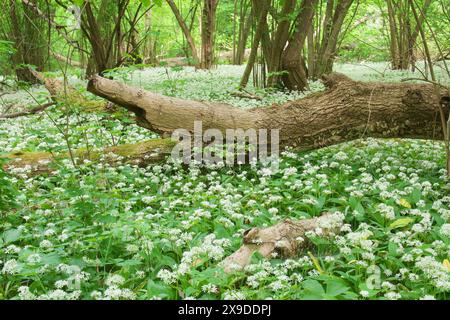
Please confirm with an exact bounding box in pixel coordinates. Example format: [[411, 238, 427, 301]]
[[4, 139, 175, 175], [221, 213, 344, 273], [2, 70, 173, 174], [0, 102, 56, 119], [88, 72, 449, 150], [28, 68, 114, 112], [230, 90, 263, 101]]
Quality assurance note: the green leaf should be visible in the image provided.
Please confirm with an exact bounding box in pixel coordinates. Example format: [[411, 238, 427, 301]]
[[117, 259, 142, 267], [388, 241, 399, 256], [72, 0, 84, 6], [398, 198, 412, 209], [250, 251, 265, 264], [41, 253, 61, 266], [3, 229, 21, 244], [302, 280, 325, 299], [326, 280, 350, 297], [147, 280, 174, 299], [389, 217, 414, 230]]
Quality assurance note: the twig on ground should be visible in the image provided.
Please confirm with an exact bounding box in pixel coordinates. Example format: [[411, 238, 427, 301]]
[[0, 102, 56, 119]]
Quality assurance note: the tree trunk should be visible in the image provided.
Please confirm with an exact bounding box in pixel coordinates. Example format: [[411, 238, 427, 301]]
[[386, 0, 431, 71], [307, 0, 354, 80], [167, 0, 200, 67], [7, 0, 50, 83], [2, 69, 174, 174], [143, 8, 157, 64], [87, 73, 449, 151], [281, 0, 318, 90], [200, 0, 219, 69], [234, 0, 251, 65], [4, 139, 174, 175], [239, 0, 270, 89], [246, 0, 320, 90]]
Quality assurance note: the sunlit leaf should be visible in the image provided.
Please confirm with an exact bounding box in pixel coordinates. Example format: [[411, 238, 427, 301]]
[[389, 218, 414, 229]]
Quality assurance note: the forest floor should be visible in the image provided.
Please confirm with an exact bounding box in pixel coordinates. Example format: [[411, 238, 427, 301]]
[[0, 62, 449, 300]]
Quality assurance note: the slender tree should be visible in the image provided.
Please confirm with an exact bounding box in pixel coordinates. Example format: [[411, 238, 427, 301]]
[[385, 0, 431, 70], [1, 0, 50, 83], [199, 0, 219, 69]]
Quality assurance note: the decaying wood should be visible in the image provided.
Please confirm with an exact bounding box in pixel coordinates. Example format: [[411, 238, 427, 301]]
[[2, 70, 175, 174], [28, 68, 111, 112], [4, 139, 175, 175], [221, 213, 343, 273], [230, 90, 263, 101], [88, 72, 449, 150], [0, 102, 56, 119]]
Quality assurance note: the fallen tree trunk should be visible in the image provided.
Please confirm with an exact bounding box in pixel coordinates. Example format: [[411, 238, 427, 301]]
[[28, 68, 111, 112], [2, 70, 173, 174], [0, 102, 56, 119], [88, 73, 449, 149], [221, 213, 343, 273], [4, 139, 174, 175]]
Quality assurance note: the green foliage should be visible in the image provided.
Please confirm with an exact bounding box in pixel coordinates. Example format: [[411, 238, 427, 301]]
[[0, 65, 449, 300], [0, 40, 15, 75], [0, 158, 17, 214]]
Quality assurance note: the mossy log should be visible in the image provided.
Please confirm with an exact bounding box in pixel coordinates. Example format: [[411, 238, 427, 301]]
[[29, 68, 112, 112], [4, 139, 175, 175]]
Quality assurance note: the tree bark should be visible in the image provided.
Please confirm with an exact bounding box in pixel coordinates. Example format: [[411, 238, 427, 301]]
[[7, 0, 50, 83], [281, 0, 319, 90], [200, 0, 219, 69], [239, 0, 270, 89], [88, 73, 449, 150], [221, 213, 342, 272], [234, 0, 252, 65], [307, 0, 354, 81]]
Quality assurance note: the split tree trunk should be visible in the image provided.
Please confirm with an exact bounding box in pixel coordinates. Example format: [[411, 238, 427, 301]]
[[307, 0, 354, 80], [7, 0, 50, 83], [88, 72, 448, 150], [233, 0, 252, 65]]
